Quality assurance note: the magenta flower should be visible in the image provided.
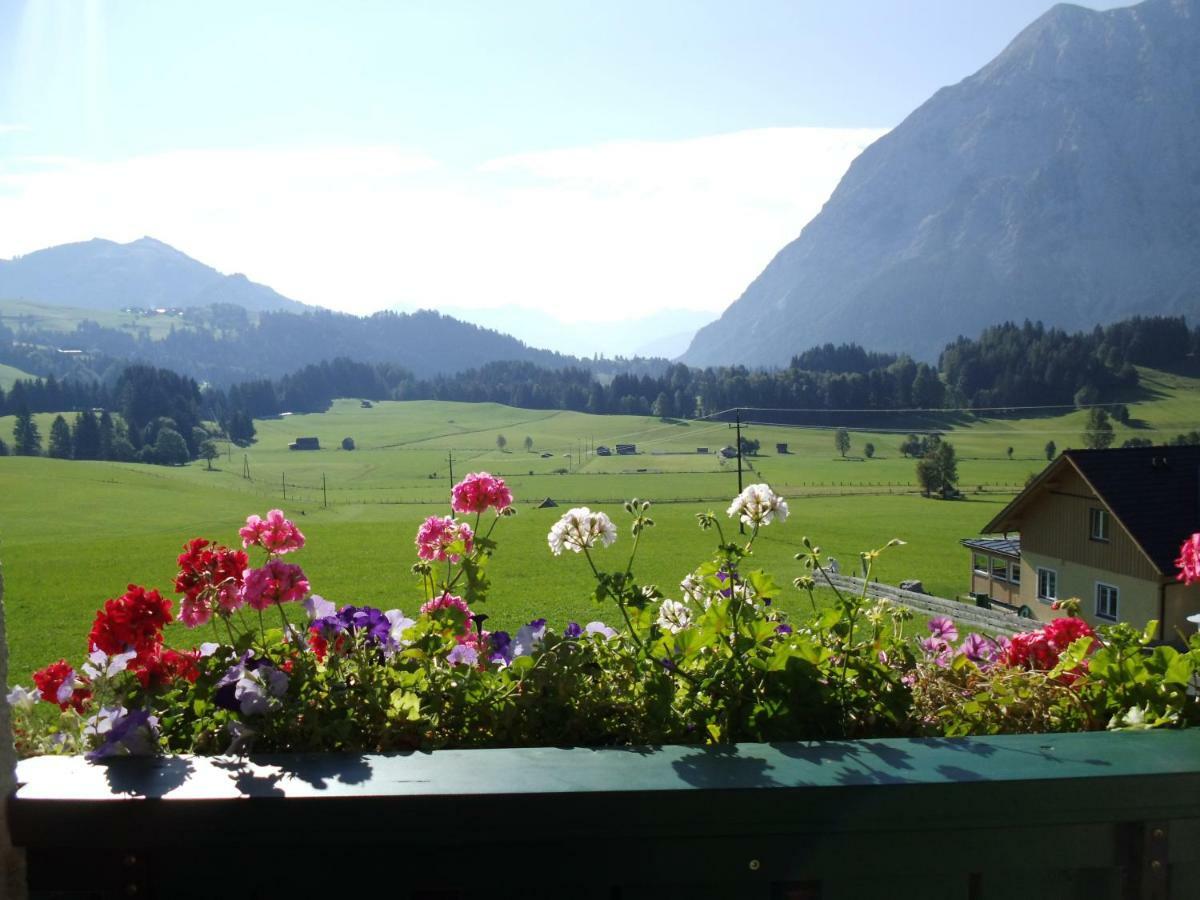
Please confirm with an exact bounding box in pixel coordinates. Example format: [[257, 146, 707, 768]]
[[239, 509, 306, 555], [242, 560, 309, 610], [1177, 533, 1200, 585], [959, 632, 1000, 666], [415, 515, 475, 563], [927, 616, 958, 643], [451, 472, 513, 515]]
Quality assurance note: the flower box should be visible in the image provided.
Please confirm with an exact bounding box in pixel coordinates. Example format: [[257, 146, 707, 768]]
[[10, 730, 1200, 899]]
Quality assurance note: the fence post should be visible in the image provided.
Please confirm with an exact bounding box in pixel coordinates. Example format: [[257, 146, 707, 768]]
[[1, 565, 29, 898]]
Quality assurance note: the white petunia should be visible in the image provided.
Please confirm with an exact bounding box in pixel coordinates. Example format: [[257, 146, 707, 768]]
[[6, 684, 40, 712]]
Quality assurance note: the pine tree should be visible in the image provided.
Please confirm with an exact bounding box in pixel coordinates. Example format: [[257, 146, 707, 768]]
[[48, 415, 73, 459], [98, 411, 115, 459], [12, 405, 41, 456], [72, 409, 101, 460]]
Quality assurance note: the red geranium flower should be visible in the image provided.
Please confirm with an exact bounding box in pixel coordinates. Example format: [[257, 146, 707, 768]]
[[32, 659, 90, 712], [88, 585, 173, 655]]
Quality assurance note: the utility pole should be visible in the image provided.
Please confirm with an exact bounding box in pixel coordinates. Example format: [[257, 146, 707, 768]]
[[448, 451, 454, 489], [735, 408, 745, 534], [243, 454, 250, 480], [282, 472, 286, 501], [322, 472, 327, 509]]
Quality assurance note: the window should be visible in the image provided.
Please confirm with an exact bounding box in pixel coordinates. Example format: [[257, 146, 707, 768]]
[[1037, 568, 1057, 602], [973, 554, 988, 574], [1095, 583, 1119, 621], [1009, 563, 1021, 585], [1089, 507, 1110, 542], [991, 558, 1008, 581]]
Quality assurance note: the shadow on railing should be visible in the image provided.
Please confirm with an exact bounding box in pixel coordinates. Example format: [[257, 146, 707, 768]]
[[8, 730, 1200, 899]]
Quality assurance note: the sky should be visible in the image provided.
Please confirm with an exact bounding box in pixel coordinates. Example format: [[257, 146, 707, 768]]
[[0, 0, 1128, 324]]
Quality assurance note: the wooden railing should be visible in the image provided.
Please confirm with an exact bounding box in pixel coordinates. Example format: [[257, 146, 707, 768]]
[[819, 572, 1040, 634], [8, 730, 1200, 899]]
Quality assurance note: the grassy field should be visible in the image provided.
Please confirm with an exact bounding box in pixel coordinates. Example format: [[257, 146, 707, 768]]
[[0, 297, 227, 342], [2, 366, 1198, 679], [0, 362, 34, 391]]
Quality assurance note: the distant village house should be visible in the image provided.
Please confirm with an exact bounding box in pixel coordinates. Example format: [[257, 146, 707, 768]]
[[962, 446, 1200, 644]]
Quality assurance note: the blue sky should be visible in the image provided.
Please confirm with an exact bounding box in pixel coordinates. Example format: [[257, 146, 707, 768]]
[[0, 0, 1126, 320]]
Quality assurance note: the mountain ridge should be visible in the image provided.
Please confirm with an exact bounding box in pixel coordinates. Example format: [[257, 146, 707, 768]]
[[0, 236, 308, 314], [681, 0, 1200, 366]]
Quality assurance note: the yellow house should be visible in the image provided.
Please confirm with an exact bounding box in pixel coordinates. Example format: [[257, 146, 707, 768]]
[[968, 445, 1200, 644]]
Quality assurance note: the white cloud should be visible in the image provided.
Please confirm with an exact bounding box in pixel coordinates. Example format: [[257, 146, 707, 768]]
[[0, 124, 31, 134], [0, 128, 886, 320]]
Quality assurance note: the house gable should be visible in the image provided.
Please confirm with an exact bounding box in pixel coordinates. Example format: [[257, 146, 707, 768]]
[[982, 446, 1200, 583], [1017, 465, 1160, 583]]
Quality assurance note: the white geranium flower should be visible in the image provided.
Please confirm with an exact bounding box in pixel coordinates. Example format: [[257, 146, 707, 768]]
[[726, 484, 789, 527], [547, 507, 618, 555], [656, 599, 693, 634]]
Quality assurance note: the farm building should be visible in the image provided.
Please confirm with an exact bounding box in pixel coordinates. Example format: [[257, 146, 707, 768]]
[[964, 445, 1200, 643], [719, 446, 737, 459], [289, 437, 321, 451], [696, 447, 709, 454], [776, 443, 789, 454], [596, 446, 612, 456], [616, 444, 636, 455]]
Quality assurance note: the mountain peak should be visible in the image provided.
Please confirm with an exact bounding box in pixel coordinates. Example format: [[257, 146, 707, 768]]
[[682, 0, 1200, 366], [0, 237, 307, 313]]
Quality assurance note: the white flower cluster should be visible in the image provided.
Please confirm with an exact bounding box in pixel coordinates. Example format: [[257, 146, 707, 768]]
[[547, 507, 618, 555], [726, 483, 788, 528], [656, 599, 693, 634]]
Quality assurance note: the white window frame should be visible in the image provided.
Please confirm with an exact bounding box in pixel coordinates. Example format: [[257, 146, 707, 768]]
[[1037, 567, 1057, 603], [1095, 582, 1119, 622], [1089, 507, 1110, 542]]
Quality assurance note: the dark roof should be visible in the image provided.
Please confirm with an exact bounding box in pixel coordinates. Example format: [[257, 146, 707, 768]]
[[961, 537, 1021, 558], [1063, 446, 1200, 574]]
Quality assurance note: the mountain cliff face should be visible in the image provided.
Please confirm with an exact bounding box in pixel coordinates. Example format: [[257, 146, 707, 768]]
[[682, 0, 1200, 366], [0, 237, 306, 313]]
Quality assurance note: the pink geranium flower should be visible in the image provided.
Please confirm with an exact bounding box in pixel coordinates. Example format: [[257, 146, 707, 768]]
[[239, 509, 306, 555], [242, 560, 310, 610], [1177, 533, 1200, 585], [415, 515, 475, 563], [451, 472, 513, 515]]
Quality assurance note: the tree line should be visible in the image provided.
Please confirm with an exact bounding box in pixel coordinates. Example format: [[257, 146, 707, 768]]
[[3, 314, 1196, 464]]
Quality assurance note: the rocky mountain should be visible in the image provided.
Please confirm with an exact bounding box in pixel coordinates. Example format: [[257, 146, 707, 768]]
[[682, 0, 1200, 366], [0, 237, 307, 313]]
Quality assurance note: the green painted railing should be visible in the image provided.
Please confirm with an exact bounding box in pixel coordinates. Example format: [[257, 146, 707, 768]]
[[9, 730, 1200, 899]]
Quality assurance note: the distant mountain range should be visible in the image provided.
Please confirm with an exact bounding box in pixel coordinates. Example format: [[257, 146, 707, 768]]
[[412, 305, 714, 359], [0, 237, 307, 313], [683, 0, 1200, 366]]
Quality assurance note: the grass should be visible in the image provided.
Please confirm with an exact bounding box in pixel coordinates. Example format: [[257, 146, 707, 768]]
[[0, 362, 35, 391], [2, 366, 1198, 680]]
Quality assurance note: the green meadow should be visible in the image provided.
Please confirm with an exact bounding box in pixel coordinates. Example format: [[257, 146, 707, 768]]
[[1, 366, 1197, 679]]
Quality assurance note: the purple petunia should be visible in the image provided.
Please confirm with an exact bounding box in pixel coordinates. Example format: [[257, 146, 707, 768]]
[[446, 644, 479, 667], [584, 621, 617, 640], [927, 616, 958, 643], [775, 623, 793, 636], [959, 632, 1000, 666], [85, 707, 159, 761], [564, 622, 583, 639], [489, 631, 514, 665], [513, 618, 547, 657]]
